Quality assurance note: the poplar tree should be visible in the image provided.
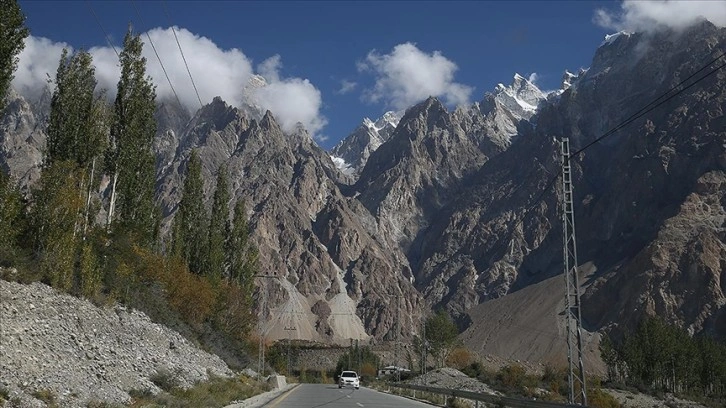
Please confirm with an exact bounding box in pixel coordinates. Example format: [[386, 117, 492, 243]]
[[107, 28, 158, 246], [0, 171, 23, 258], [47, 49, 103, 166], [0, 0, 29, 111], [178, 150, 207, 274], [207, 163, 230, 280], [46, 49, 108, 238], [228, 199, 257, 287], [31, 161, 84, 291]]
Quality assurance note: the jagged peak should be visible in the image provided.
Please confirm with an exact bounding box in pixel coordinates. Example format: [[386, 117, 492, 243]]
[[259, 109, 282, 132], [415, 96, 447, 114]]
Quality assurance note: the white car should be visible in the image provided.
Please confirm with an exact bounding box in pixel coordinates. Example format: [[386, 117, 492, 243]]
[[338, 370, 360, 389]]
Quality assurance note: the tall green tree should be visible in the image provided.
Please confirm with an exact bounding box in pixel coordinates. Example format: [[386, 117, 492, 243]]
[[0, 170, 24, 261], [178, 150, 207, 274], [31, 161, 84, 291], [47, 49, 104, 167], [46, 49, 109, 238], [425, 309, 458, 368], [0, 0, 29, 111], [228, 199, 257, 287], [207, 163, 230, 280], [107, 28, 158, 246]]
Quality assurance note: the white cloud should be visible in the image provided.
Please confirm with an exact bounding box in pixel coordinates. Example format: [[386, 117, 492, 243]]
[[253, 76, 327, 137], [594, 0, 726, 32], [139, 27, 255, 109], [336, 79, 357, 95], [257, 55, 281, 83], [527, 73, 539, 86], [12, 29, 328, 138], [12, 36, 69, 100], [358, 42, 473, 110]]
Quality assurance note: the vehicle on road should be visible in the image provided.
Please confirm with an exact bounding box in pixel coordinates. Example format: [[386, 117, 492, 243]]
[[338, 370, 360, 389]]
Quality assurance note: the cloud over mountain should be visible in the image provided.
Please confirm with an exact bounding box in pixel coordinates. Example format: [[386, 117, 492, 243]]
[[594, 0, 726, 32], [358, 42, 473, 110], [12, 28, 327, 138]]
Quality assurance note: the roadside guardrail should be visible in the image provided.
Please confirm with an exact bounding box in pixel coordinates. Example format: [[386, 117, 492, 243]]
[[387, 382, 588, 408]]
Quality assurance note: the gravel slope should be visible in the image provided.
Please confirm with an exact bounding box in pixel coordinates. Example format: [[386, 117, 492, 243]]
[[0, 280, 232, 407]]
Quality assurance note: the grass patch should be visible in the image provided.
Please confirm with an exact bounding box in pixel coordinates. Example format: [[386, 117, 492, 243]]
[[129, 373, 268, 408], [0, 386, 9, 404], [31, 389, 58, 407]]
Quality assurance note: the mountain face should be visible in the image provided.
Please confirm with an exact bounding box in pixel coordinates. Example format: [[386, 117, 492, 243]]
[[415, 21, 726, 340], [2, 21, 724, 360], [0, 87, 50, 194], [330, 110, 402, 177]]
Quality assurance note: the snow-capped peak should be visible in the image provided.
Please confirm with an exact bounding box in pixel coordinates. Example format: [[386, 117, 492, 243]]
[[330, 110, 403, 178], [491, 73, 546, 114], [363, 110, 403, 133], [601, 30, 634, 47]]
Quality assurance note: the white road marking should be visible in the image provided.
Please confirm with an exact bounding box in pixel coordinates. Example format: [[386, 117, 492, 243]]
[[356, 403, 364, 407], [346, 395, 351, 398]]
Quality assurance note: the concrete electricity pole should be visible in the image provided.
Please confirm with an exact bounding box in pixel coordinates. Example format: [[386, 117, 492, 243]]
[[255, 274, 276, 380]]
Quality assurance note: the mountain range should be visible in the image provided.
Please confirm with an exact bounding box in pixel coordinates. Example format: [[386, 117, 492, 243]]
[[2, 20, 724, 368]]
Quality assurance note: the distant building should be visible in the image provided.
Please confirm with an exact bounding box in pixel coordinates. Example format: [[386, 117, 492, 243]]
[[377, 365, 411, 377]]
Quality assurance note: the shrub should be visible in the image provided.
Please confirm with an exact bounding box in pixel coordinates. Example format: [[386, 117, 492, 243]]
[[31, 389, 57, 405], [498, 364, 528, 389], [588, 388, 621, 408], [446, 347, 473, 370], [150, 369, 180, 392]]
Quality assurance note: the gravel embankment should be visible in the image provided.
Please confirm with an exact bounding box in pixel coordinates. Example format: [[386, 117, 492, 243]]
[[408, 367, 500, 396], [0, 280, 232, 407]]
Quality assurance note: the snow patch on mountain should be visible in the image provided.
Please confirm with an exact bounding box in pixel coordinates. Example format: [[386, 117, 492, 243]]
[[331, 155, 355, 176], [330, 110, 403, 178], [601, 30, 634, 46], [490, 73, 546, 120]]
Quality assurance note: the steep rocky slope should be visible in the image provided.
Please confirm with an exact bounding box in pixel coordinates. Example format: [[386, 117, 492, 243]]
[[0, 280, 232, 407]]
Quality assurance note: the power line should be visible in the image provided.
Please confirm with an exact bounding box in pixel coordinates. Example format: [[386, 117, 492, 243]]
[[571, 51, 726, 158], [510, 51, 726, 236], [161, 0, 204, 109], [129, 0, 183, 109], [86, 0, 119, 58]]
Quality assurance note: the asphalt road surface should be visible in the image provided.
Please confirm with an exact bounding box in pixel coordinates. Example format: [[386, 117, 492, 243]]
[[265, 384, 436, 408]]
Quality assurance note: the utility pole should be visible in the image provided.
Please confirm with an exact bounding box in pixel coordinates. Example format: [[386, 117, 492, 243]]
[[560, 137, 587, 405], [255, 274, 276, 381], [421, 316, 427, 376], [356, 339, 361, 375], [395, 295, 401, 382], [283, 325, 296, 376]]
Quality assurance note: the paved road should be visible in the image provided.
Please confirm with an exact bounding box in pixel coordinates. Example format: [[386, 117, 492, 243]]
[[264, 384, 436, 408]]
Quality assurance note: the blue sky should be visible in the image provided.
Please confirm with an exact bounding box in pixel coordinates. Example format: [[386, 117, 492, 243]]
[[14, 1, 716, 149]]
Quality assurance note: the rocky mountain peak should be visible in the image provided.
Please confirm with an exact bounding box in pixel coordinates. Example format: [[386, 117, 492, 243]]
[[490, 73, 545, 118], [330, 110, 403, 179]]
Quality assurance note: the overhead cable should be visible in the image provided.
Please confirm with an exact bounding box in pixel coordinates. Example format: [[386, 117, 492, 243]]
[[130, 0, 183, 109], [511, 51, 726, 234], [161, 0, 204, 109], [86, 0, 120, 58]]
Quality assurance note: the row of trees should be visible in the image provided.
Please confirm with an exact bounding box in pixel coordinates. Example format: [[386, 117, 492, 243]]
[[1, 0, 259, 342], [600, 317, 726, 398]]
